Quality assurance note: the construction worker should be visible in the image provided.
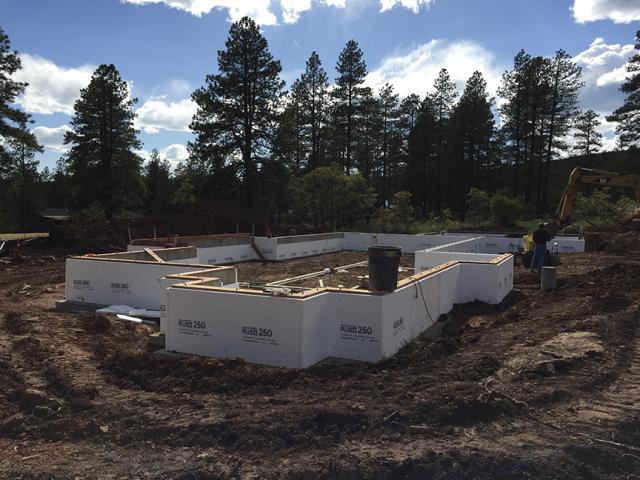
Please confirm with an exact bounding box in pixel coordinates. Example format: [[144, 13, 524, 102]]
[[531, 223, 551, 273]]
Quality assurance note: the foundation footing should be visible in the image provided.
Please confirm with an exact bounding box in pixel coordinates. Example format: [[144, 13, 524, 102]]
[[55, 300, 107, 313], [153, 348, 190, 358], [148, 332, 166, 348]]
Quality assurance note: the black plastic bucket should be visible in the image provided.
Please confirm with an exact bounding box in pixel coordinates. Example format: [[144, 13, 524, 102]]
[[368, 245, 402, 291]]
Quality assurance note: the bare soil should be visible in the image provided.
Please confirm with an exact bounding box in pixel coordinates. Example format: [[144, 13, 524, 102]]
[[1, 233, 640, 479], [233, 251, 414, 289]]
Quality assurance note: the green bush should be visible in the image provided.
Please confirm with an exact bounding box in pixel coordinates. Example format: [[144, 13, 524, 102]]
[[377, 208, 400, 233], [574, 187, 635, 225], [288, 164, 377, 229], [465, 188, 491, 224], [490, 194, 525, 227], [391, 191, 415, 233]]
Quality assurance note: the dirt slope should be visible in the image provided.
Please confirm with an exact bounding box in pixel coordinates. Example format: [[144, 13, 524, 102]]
[[0, 234, 639, 479]]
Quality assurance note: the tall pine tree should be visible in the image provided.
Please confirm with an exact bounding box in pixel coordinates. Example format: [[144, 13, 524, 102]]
[[407, 96, 437, 218], [5, 125, 43, 231], [299, 51, 329, 170], [607, 30, 640, 149], [540, 50, 582, 207], [430, 69, 458, 212], [143, 149, 172, 211], [0, 28, 39, 166], [572, 109, 603, 156], [190, 16, 284, 210], [64, 64, 142, 218], [447, 71, 495, 215], [333, 40, 369, 174]]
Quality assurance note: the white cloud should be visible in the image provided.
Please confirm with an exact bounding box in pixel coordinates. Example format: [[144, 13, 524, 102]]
[[595, 115, 620, 151], [137, 144, 189, 167], [572, 0, 640, 23], [163, 143, 190, 163], [32, 125, 72, 153], [281, 0, 349, 23], [596, 64, 630, 87], [573, 37, 634, 113], [12, 54, 94, 115], [135, 98, 197, 134], [122, 0, 278, 24], [379, 0, 432, 13], [123, 0, 431, 24], [365, 39, 505, 99]]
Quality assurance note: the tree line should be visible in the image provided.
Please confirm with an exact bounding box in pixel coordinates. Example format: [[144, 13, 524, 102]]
[[1, 22, 639, 232]]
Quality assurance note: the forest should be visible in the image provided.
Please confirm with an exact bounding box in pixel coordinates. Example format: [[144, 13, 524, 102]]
[[0, 20, 639, 233]]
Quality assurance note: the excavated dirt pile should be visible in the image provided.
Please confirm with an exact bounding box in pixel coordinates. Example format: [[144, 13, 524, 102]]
[[0, 232, 639, 479]]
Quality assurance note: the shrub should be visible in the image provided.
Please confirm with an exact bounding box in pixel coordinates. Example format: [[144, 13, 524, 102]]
[[574, 187, 635, 225], [465, 188, 491, 224], [377, 208, 400, 233], [391, 191, 415, 233], [490, 194, 525, 227]]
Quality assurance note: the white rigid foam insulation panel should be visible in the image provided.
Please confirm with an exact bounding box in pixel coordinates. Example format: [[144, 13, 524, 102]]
[[164, 256, 513, 368], [128, 232, 585, 264], [65, 257, 236, 310], [166, 287, 304, 368]]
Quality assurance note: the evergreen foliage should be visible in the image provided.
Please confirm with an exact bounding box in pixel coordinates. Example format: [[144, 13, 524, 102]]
[[64, 64, 142, 218]]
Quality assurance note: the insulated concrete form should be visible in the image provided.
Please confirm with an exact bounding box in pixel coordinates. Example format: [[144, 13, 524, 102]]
[[128, 232, 584, 265], [163, 254, 513, 368], [62, 230, 584, 368], [65, 247, 236, 310]]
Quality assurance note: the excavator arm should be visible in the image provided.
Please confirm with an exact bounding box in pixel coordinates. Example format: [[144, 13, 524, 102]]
[[545, 167, 640, 238]]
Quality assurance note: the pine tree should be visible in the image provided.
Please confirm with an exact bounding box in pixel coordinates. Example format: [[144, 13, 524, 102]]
[[64, 64, 142, 218], [5, 125, 43, 231], [607, 30, 640, 148], [144, 149, 172, 211], [355, 89, 382, 185], [0, 28, 39, 167], [407, 96, 437, 218], [430, 69, 458, 212], [447, 71, 495, 215], [572, 109, 603, 156], [499, 50, 582, 209], [190, 16, 284, 209], [298, 51, 329, 170], [541, 50, 582, 207], [377, 83, 401, 206], [333, 40, 369, 174]]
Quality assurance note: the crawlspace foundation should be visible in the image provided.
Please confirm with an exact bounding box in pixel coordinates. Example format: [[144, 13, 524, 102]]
[[62, 231, 585, 367], [164, 255, 513, 368]]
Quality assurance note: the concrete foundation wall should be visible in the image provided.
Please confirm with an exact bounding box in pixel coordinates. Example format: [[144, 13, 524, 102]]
[[166, 288, 303, 368], [128, 232, 584, 265], [65, 258, 210, 310], [415, 252, 499, 271], [164, 256, 512, 368]]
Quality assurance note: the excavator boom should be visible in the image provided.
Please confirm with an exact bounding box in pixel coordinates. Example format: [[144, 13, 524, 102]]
[[546, 167, 640, 239]]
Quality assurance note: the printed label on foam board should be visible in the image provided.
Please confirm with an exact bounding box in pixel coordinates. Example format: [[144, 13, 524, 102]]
[[241, 326, 279, 346], [177, 317, 211, 337], [392, 317, 405, 336], [72, 279, 93, 291], [110, 282, 132, 295], [339, 323, 379, 343]]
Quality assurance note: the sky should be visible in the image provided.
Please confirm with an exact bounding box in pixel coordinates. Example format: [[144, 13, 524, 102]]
[[2, 0, 639, 171]]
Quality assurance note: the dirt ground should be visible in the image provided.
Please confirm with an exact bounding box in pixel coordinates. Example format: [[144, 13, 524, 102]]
[[233, 251, 415, 289], [1, 234, 639, 479]]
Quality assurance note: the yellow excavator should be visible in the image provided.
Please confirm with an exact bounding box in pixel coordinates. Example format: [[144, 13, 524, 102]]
[[523, 167, 640, 264]]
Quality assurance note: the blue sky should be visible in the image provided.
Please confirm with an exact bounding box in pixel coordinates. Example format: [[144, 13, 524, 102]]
[[2, 0, 639, 170]]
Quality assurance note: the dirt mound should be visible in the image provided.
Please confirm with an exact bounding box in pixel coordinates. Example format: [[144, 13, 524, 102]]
[[3, 312, 30, 335], [81, 314, 111, 333], [601, 230, 640, 254]]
